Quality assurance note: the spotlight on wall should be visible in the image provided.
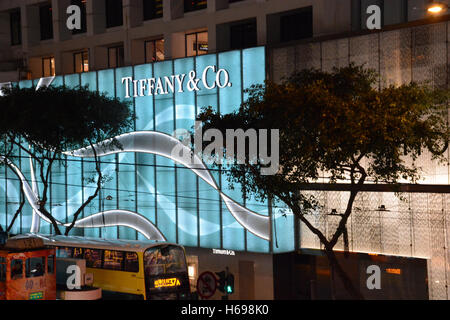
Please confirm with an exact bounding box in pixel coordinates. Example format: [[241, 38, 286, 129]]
[[428, 1, 448, 13]]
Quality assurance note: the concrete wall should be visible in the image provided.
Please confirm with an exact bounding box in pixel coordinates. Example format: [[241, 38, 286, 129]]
[[0, 0, 358, 80]]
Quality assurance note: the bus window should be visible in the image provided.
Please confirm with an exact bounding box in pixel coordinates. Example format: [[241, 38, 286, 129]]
[[26, 257, 45, 278], [84, 249, 102, 268], [47, 255, 54, 274], [124, 252, 139, 273], [0, 257, 5, 282], [144, 246, 187, 276], [57, 247, 73, 258], [73, 248, 84, 259], [104, 250, 123, 271], [11, 259, 23, 280]]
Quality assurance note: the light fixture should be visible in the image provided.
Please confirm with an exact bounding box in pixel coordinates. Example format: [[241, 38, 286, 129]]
[[427, 1, 448, 13], [376, 205, 389, 212]]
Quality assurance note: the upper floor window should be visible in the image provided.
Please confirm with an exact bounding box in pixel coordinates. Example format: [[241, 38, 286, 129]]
[[144, 0, 163, 20], [39, 3, 53, 40], [280, 7, 313, 43], [184, 0, 207, 13], [185, 31, 208, 57], [10, 9, 21, 46], [108, 45, 124, 68], [230, 19, 257, 50], [42, 57, 55, 77], [106, 0, 123, 28], [74, 51, 89, 73], [145, 39, 165, 63], [71, 0, 87, 34]]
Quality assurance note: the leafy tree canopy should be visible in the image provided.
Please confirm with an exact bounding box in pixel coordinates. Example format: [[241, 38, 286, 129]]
[[198, 64, 450, 206], [0, 85, 134, 154]]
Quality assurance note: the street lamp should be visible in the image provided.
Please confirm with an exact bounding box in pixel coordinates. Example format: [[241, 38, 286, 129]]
[[427, 1, 448, 14]]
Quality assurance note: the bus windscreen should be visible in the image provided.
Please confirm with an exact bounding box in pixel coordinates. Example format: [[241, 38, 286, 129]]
[[143, 245, 190, 299]]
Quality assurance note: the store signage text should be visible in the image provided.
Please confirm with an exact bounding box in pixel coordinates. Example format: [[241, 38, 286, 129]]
[[121, 66, 232, 99], [212, 249, 236, 256]]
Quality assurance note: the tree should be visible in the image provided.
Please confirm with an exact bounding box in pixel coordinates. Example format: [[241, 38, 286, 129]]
[[197, 64, 450, 299], [0, 85, 134, 235]]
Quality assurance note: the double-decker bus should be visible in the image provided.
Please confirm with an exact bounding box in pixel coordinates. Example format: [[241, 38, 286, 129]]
[[0, 236, 56, 300], [38, 235, 191, 300]]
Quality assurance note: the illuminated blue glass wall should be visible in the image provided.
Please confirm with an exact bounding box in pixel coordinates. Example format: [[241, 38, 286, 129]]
[[0, 47, 295, 253]]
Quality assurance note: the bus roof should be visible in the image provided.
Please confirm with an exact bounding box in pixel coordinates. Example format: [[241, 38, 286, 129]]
[[25, 234, 180, 253]]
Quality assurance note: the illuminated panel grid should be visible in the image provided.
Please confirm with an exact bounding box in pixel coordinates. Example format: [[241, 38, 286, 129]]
[[0, 48, 269, 254]]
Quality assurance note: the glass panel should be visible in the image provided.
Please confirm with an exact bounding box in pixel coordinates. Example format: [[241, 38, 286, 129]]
[[82, 52, 89, 72], [0, 262, 5, 282], [124, 252, 139, 272], [26, 257, 45, 278], [10, 10, 21, 46], [106, 0, 123, 28], [197, 32, 208, 55], [185, 33, 197, 57], [84, 249, 103, 268], [144, 0, 163, 20], [73, 248, 84, 259], [104, 250, 124, 270], [75, 53, 83, 73], [57, 247, 73, 258], [108, 47, 117, 68], [11, 259, 23, 279], [47, 255, 54, 274]]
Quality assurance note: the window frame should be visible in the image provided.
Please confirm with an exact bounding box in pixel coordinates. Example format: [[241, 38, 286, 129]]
[[144, 39, 164, 63], [42, 56, 55, 77], [185, 31, 208, 57], [73, 51, 89, 73], [108, 45, 124, 68]]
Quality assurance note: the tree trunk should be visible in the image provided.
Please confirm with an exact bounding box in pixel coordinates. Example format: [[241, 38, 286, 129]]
[[324, 246, 364, 300]]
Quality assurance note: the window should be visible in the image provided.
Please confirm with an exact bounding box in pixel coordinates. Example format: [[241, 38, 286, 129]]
[[230, 20, 257, 50], [108, 46, 124, 68], [47, 255, 54, 274], [71, 0, 87, 34], [42, 57, 55, 77], [73, 247, 84, 259], [144, 0, 163, 20], [26, 257, 45, 278], [84, 249, 102, 268], [104, 250, 124, 270], [11, 259, 23, 280], [124, 252, 139, 273], [10, 9, 21, 46], [145, 39, 165, 63], [56, 247, 73, 258], [74, 51, 89, 73], [0, 257, 5, 282], [184, 0, 207, 13], [106, 0, 123, 28], [280, 7, 313, 42], [39, 3, 53, 40], [185, 31, 208, 57]]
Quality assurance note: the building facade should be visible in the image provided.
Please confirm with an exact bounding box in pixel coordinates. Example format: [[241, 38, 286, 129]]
[[0, 0, 449, 300]]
